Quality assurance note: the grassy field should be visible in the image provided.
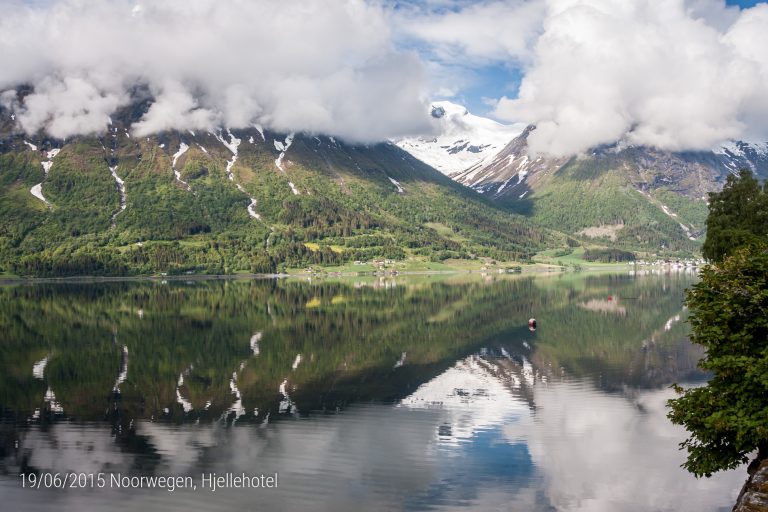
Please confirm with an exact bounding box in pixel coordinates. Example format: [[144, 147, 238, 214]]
[[285, 258, 460, 275], [285, 254, 550, 276]]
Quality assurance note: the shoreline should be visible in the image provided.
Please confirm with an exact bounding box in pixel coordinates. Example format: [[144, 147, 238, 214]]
[[0, 262, 700, 286]]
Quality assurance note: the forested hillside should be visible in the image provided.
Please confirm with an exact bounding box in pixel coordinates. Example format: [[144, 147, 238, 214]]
[[0, 101, 554, 276]]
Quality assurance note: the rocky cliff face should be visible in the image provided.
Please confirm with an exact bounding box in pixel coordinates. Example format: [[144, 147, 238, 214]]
[[452, 126, 768, 204], [450, 125, 569, 200], [733, 459, 768, 512]]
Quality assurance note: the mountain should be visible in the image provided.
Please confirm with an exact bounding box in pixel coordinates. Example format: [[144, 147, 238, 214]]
[[455, 127, 768, 252], [0, 97, 553, 277], [395, 101, 524, 176], [396, 105, 768, 254], [457, 130, 768, 201], [5, 89, 764, 278]]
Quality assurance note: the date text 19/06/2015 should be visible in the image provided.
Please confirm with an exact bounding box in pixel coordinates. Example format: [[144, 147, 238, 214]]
[[20, 472, 278, 492]]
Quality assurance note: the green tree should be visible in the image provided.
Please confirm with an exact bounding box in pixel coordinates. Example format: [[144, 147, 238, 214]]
[[668, 244, 768, 477], [669, 169, 768, 477], [702, 169, 768, 263]]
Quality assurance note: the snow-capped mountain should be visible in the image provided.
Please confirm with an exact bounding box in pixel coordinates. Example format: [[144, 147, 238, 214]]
[[397, 103, 768, 200], [395, 103, 768, 250], [451, 125, 569, 199], [449, 125, 768, 250], [714, 140, 768, 177], [456, 127, 768, 202], [395, 101, 524, 176]]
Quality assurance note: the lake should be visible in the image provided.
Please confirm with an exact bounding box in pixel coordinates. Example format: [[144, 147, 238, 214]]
[[0, 271, 746, 511]]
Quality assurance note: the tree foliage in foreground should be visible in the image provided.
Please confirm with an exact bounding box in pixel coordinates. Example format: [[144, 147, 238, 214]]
[[669, 170, 768, 477], [668, 245, 768, 476], [702, 169, 768, 263], [668, 168, 768, 478]]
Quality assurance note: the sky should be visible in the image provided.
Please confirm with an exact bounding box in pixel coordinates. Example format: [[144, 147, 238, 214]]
[[425, 0, 767, 115], [395, 0, 768, 155], [1, 0, 767, 155], [727, 0, 766, 7]]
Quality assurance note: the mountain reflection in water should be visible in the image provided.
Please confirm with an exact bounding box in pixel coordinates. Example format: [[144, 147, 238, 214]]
[[0, 272, 745, 511]]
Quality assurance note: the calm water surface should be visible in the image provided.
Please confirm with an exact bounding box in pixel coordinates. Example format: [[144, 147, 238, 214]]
[[0, 272, 746, 511]]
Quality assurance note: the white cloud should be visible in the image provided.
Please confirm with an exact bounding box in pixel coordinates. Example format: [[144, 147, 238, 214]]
[[684, 0, 741, 31], [0, 0, 432, 142], [4, 0, 767, 152], [131, 81, 220, 138], [491, 0, 768, 156], [505, 383, 745, 512], [16, 75, 129, 139], [390, 1, 546, 119], [397, 1, 546, 65]]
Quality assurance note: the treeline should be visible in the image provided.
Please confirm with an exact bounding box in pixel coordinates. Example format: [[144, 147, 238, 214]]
[[3, 234, 414, 277], [583, 248, 636, 262]]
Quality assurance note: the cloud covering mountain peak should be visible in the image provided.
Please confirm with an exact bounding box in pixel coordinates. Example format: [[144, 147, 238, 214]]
[[0, 0, 432, 142], [492, 0, 768, 156], [2, 0, 768, 156]]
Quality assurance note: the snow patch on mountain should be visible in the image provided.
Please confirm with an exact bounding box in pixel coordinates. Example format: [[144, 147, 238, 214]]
[[30, 148, 61, 206], [274, 133, 295, 172], [109, 165, 127, 221], [396, 101, 524, 175], [217, 130, 241, 181], [246, 200, 260, 219], [214, 130, 263, 220], [388, 177, 404, 194], [252, 124, 265, 142], [172, 143, 188, 167], [496, 176, 515, 194], [30, 184, 47, 204], [217, 129, 241, 156], [235, 183, 261, 220], [171, 143, 191, 190], [274, 133, 297, 198]]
